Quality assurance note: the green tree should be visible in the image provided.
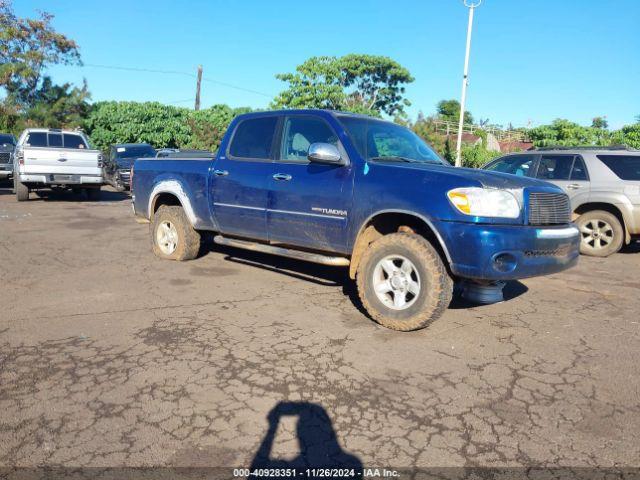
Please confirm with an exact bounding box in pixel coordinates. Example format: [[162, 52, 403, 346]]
[[436, 99, 473, 125], [527, 119, 610, 147], [0, 1, 81, 106], [591, 116, 608, 129], [24, 76, 90, 128], [272, 54, 414, 117], [83, 102, 193, 151], [184, 104, 252, 151]]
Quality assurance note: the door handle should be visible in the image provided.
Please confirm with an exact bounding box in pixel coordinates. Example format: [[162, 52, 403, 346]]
[[272, 173, 292, 181], [567, 183, 582, 190], [58, 158, 68, 162], [213, 169, 229, 177]]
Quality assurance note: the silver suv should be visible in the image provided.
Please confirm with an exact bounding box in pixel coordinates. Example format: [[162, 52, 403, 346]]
[[484, 146, 640, 257]]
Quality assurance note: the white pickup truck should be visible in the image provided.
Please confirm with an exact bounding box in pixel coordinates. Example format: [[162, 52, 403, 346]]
[[13, 128, 104, 201]]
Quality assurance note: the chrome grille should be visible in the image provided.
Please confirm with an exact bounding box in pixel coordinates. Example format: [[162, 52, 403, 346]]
[[528, 192, 571, 225], [0, 152, 11, 164]]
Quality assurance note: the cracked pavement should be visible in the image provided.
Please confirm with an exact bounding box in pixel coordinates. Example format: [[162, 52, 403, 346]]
[[0, 184, 639, 471]]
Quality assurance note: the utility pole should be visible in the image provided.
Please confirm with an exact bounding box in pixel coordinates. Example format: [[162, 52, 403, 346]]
[[194, 65, 203, 111], [455, 0, 482, 167]]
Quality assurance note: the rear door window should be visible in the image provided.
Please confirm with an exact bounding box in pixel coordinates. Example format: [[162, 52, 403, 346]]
[[63, 134, 88, 149], [597, 155, 640, 180], [570, 156, 589, 181], [25, 132, 48, 147], [536, 155, 574, 181], [48, 133, 63, 147], [228, 117, 278, 160], [486, 155, 536, 177]]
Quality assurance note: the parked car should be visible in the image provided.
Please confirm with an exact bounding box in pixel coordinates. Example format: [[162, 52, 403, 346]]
[[13, 128, 104, 201], [131, 110, 579, 331], [483, 146, 640, 257], [104, 143, 156, 190], [155, 148, 180, 158], [0, 133, 17, 181]]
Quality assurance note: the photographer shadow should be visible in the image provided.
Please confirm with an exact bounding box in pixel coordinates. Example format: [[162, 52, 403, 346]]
[[250, 401, 363, 479]]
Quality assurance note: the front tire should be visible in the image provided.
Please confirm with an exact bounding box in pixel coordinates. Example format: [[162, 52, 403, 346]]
[[14, 176, 29, 202], [577, 210, 623, 257], [150, 205, 201, 261], [356, 233, 453, 331]]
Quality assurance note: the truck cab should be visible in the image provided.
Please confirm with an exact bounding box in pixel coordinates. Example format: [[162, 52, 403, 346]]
[[132, 110, 580, 331]]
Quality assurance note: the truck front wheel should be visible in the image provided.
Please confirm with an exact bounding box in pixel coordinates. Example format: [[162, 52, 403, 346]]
[[150, 205, 201, 261], [356, 233, 453, 331]]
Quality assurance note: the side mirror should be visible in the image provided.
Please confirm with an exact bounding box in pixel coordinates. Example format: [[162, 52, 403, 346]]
[[307, 143, 344, 165]]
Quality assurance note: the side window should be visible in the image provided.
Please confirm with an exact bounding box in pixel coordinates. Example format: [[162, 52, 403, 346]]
[[63, 134, 87, 149], [25, 132, 48, 147], [570, 156, 589, 181], [229, 117, 278, 160], [48, 133, 63, 147], [280, 116, 338, 162], [536, 155, 574, 181], [486, 155, 536, 177]]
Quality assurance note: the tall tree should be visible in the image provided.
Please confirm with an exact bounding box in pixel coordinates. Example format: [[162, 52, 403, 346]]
[[591, 116, 608, 129], [272, 54, 414, 117], [436, 99, 473, 125], [0, 0, 81, 106]]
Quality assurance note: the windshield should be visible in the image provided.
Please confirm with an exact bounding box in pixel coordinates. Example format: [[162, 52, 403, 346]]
[[114, 145, 156, 159], [338, 116, 445, 165], [0, 134, 15, 146]]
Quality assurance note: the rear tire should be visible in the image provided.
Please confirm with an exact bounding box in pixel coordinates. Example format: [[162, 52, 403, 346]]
[[577, 210, 623, 257], [85, 188, 101, 201], [14, 176, 29, 202], [150, 205, 201, 261], [356, 232, 453, 331]]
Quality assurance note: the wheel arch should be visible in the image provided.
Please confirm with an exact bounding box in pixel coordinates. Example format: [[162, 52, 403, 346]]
[[573, 202, 630, 244], [148, 180, 198, 226], [349, 210, 451, 279]]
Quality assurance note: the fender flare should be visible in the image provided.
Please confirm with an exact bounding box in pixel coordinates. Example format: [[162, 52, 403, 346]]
[[148, 179, 199, 226]]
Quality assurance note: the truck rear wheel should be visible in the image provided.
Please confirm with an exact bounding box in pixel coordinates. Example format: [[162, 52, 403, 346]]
[[14, 176, 29, 202], [356, 232, 453, 331], [577, 210, 623, 257], [150, 205, 201, 261]]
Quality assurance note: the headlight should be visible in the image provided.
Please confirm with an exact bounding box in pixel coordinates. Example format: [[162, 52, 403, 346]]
[[447, 187, 521, 219]]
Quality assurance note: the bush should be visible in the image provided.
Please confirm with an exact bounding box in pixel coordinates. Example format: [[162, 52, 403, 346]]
[[83, 101, 251, 152]]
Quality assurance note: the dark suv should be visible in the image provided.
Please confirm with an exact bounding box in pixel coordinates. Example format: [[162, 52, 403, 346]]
[[484, 146, 640, 257], [0, 133, 17, 181]]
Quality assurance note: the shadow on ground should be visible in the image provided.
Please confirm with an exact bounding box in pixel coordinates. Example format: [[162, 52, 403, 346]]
[[250, 402, 363, 479]]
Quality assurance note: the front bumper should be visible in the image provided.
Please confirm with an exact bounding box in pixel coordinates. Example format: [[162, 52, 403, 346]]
[[0, 164, 12, 178], [438, 221, 580, 281]]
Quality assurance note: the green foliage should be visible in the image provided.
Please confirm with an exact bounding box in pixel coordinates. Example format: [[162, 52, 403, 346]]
[[591, 116, 608, 129], [23, 76, 90, 129], [610, 123, 640, 149], [527, 119, 612, 147], [83, 101, 251, 152], [0, 1, 81, 106], [460, 143, 501, 168], [436, 99, 473, 125], [272, 54, 413, 117]]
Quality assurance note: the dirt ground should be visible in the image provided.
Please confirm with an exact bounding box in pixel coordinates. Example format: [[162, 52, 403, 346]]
[[1, 183, 639, 473]]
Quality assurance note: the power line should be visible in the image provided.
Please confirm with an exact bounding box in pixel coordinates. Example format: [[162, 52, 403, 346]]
[[81, 63, 273, 99]]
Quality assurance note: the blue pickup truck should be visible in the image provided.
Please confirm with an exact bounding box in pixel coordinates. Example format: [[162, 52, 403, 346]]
[[131, 110, 579, 331]]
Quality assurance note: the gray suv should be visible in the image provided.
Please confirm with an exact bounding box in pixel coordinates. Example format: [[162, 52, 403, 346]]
[[484, 146, 640, 257]]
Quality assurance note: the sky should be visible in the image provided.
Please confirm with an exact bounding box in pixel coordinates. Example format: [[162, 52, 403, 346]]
[[13, 0, 640, 129]]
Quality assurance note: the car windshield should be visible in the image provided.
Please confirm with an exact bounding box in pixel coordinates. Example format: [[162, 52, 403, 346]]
[[115, 145, 156, 159], [338, 116, 446, 165], [0, 134, 15, 146]]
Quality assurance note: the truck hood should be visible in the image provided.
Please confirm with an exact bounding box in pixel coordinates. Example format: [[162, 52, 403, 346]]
[[0, 144, 14, 153], [382, 161, 560, 191]]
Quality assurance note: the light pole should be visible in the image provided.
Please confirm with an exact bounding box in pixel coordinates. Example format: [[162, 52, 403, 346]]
[[455, 0, 481, 167]]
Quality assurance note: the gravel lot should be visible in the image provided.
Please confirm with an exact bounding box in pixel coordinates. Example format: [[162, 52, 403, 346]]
[[0, 183, 639, 472]]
